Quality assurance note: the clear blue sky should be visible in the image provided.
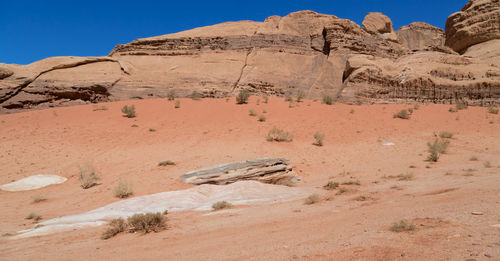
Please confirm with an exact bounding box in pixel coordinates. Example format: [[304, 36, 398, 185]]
[[1, 0, 467, 65]]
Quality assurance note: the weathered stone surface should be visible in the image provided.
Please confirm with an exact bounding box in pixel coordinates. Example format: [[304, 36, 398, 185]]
[[0, 67, 13, 80], [180, 158, 299, 186], [445, 0, 500, 53], [362, 12, 398, 42], [397, 22, 446, 51]]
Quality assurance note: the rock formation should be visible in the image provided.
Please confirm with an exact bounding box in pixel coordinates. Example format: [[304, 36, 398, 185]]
[[0, 0, 499, 112], [180, 158, 299, 186]]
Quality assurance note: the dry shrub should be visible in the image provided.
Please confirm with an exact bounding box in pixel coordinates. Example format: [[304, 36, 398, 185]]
[[79, 164, 100, 189], [114, 180, 133, 198], [212, 201, 232, 210], [266, 127, 293, 142], [127, 212, 167, 234]]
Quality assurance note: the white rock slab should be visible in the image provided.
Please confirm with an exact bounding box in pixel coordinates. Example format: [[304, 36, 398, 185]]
[[14, 181, 311, 238], [0, 174, 67, 191]]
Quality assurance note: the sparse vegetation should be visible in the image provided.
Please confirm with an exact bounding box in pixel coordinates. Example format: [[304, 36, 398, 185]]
[[304, 194, 320, 205], [114, 180, 133, 198], [350, 109, 355, 114], [455, 100, 468, 110], [127, 212, 167, 234], [93, 105, 108, 111], [79, 164, 100, 189], [393, 109, 410, 119], [131, 124, 138, 127], [236, 90, 250, 104], [158, 160, 175, 166], [121, 105, 136, 118], [174, 100, 180, 108], [263, 95, 269, 104], [285, 96, 293, 102], [212, 201, 232, 210], [258, 115, 266, 122], [426, 138, 449, 162], [149, 128, 156, 132], [449, 107, 458, 113], [249, 109, 257, 116], [414, 104, 420, 110], [296, 90, 305, 102], [313, 132, 325, 146], [167, 90, 175, 101], [322, 94, 334, 105], [342, 180, 361, 186], [262, 109, 267, 114], [488, 106, 499, 114], [323, 181, 339, 190], [484, 161, 491, 168], [266, 127, 293, 142], [408, 108, 414, 114], [25, 212, 42, 222], [390, 220, 416, 232], [190, 91, 203, 100], [354, 195, 367, 201], [394, 173, 414, 181], [439, 131, 454, 139], [101, 218, 126, 240], [469, 156, 478, 161], [336, 187, 350, 195], [32, 196, 47, 203]]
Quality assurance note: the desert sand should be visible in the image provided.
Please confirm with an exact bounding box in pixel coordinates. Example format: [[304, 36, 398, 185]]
[[0, 97, 498, 260]]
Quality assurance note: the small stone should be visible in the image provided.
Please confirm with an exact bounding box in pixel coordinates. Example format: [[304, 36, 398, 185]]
[[471, 211, 484, 215], [401, 253, 406, 257]]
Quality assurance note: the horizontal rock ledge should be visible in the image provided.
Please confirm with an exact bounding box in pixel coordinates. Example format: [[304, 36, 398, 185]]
[[180, 158, 300, 186]]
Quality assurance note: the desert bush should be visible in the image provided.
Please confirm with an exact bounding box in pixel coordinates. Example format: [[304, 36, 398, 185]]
[[393, 109, 410, 119], [93, 105, 108, 111], [26, 212, 42, 222], [414, 104, 420, 110], [258, 115, 266, 122], [249, 109, 257, 116], [342, 180, 361, 186], [158, 160, 175, 166], [390, 220, 415, 232], [174, 100, 180, 108], [79, 164, 100, 189], [449, 107, 458, 113], [396, 173, 414, 181], [149, 128, 156, 132], [296, 90, 305, 102], [190, 91, 203, 100], [212, 201, 232, 210], [439, 131, 453, 139], [32, 196, 47, 203], [127, 212, 167, 233], [114, 180, 133, 198], [455, 101, 468, 110], [313, 132, 325, 146], [304, 194, 320, 205], [236, 90, 250, 104], [101, 218, 126, 240], [263, 95, 269, 104], [323, 181, 339, 190], [262, 109, 267, 114], [167, 90, 175, 101], [121, 105, 136, 118], [488, 106, 499, 114], [284, 96, 293, 102], [350, 109, 355, 114], [469, 156, 478, 161], [484, 161, 491, 168], [266, 127, 293, 142], [426, 138, 449, 162], [322, 94, 334, 105], [408, 108, 414, 114], [131, 124, 138, 127]]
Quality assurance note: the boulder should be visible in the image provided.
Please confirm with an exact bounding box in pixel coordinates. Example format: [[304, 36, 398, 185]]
[[397, 22, 445, 50], [362, 12, 398, 42], [180, 158, 299, 185]]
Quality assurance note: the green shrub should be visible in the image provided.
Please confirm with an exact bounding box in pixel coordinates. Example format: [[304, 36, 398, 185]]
[[26, 212, 42, 222], [174, 100, 180, 108], [284, 96, 293, 102], [79, 164, 100, 189], [158, 160, 175, 166], [393, 109, 410, 119], [322, 94, 334, 105], [455, 101, 468, 110], [127, 212, 167, 234], [414, 104, 420, 110], [296, 90, 305, 103], [101, 218, 126, 240], [323, 181, 339, 190], [121, 105, 136, 118], [167, 90, 175, 101], [469, 156, 478, 161], [263, 96, 269, 104], [114, 180, 133, 198], [313, 132, 325, 146], [266, 127, 293, 142], [32, 196, 47, 203], [212, 201, 232, 210], [439, 131, 453, 139], [426, 138, 449, 162], [484, 161, 491, 168], [249, 109, 257, 116], [258, 115, 266, 122], [390, 220, 416, 232], [488, 106, 499, 114], [408, 108, 414, 114], [449, 107, 457, 113], [190, 91, 203, 100], [304, 194, 320, 205], [236, 90, 250, 104]]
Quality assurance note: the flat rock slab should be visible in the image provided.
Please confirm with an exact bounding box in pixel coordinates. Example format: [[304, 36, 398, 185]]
[[13, 181, 312, 238], [180, 158, 299, 185], [0, 174, 67, 191]]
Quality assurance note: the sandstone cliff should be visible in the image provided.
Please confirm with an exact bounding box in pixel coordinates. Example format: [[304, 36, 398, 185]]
[[0, 0, 499, 112]]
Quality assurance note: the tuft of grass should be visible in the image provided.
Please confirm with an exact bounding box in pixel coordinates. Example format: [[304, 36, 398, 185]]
[[79, 164, 100, 189], [395, 173, 414, 181], [449, 107, 458, 113], [212, 201, 232, 210], [113, 180, 133, 198], [304, 194, 320, 205], [426, 138, 449, 162], [236, 90, 250, 104], [488, 106, 499, 114], [263, 95, 269, 104], [190, 91, 203, 100], [455, 101, 468, 110], [266, 127, 293, 142], [408, 108, 414, 114], [284, 96, 293, 102], [393, 109, 410, 119], [322, 94, 334, 105], [313, 132, 325, 146], [93, 105, 108, 111], [158, 160, 175, 167], [101, 218, 126, 240], [484, 161, 491, 168], [249, 109, 257, 116], [258, 115, 266, 122], [323, 181, 339, 190], [262, 109, 267, 114], [390, 220, 416, 232], [32, 196, 47, 203], [174, 100, 180, 108], [26, 212, 42, 222], [167, 90, 175, 101], [149, 128, 156, 132], [350, 109, 355, 114], [121, 105, 136, 118], [469, 156, 478, 161], [127, 212, 167, 234], [131, 124, 138, 127], [439, 131, 454, 139], [296, 90, 305, 103], [414, 104, 420, 110], [342, 180, 361, 186]]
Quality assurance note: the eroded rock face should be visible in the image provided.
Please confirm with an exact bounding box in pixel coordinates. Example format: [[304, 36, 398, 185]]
[[445, 0, 500, 53], [1, 1, 499, 112]]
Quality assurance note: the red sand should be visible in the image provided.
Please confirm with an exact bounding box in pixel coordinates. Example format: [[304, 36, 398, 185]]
[[0, 97, 499, 260]]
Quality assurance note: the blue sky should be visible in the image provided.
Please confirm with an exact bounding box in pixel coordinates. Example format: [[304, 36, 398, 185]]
[[1, 0, 467, 65]]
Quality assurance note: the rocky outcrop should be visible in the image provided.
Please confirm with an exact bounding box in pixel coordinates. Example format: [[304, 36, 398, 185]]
[[1, 0, 499, 112], [397, 22, 446, 51], [180, 158, 299, 186], [445, 0, 500, 53]]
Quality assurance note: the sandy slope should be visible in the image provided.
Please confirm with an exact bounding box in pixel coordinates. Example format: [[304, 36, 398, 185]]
[[0, 97, 499, 260]]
